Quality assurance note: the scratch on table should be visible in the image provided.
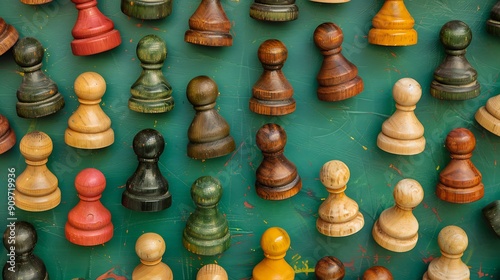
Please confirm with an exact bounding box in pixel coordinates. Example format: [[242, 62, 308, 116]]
[[243, 201, 254, 209], [389, 163, 402, 176], [432, 207, 442, 222]]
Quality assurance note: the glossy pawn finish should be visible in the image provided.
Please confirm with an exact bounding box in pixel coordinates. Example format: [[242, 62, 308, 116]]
[[2, 221, 48, 280], [185, 0, 232, 47], [431, 21, 480, 100], [0, 18, 18, 56], [0, 114, 16, 154], [253, 227, 294, 280], [363, 266, 394, 280], [368, 0, 417, 46], [197, 264, 228, 280], [314, 22, 363, 102], [122, 129, 172, 212], [475, 91, 500, 136], [315, 256, 345, 280], [487, 2, 500, 36], [317, 160, 364, 237], [133, 233, 173, 280], [65, 168, 113, 246], [250, 0, 298, 22], [121, 0, 172, 20], [20, 0, 52, 4], [436, 128, 484, 203], [14, 131, 61, 212], [71, 0, 121, 56], [187, 76, 235, 160], [13, 37, 65, 119], [482, 200, 500, 237], [65, 72, 114, 149], [129, 34, 174, 114], [377, 78, 425, 155]]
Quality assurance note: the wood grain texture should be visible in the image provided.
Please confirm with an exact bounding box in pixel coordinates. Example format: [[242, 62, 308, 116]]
[[196, 264, 228, 280], [133, 233, 173, 280], [0, 17, 18, 55], [250, 0, 298, 22], [475, 93, 500, 136], [0, 114, 16, 154], [363, 266, 394, 280], [315, 256, 345, 280], [252, 227, 294, 280], [121, 0, 172, 20], [368, 0, 417, 46], [185, 0, 232, 46]]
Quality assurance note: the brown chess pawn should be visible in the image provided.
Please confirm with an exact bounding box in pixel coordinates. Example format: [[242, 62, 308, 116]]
[[65, 72, 114, 149], [252, 227, 294, 280], [363, 266, 393, 280], [436, 128, 484, 203], [368, 0, 417, 46], [0, 18, 18, 56], [372, 179, 424, 252], [315, 256, 345, 280], [0, 114, 16, 154], [423, 225, 469, 280], [187, 76, 235, 160], [475, 92, 500, 136], [316, 160, 364, 237], [197, 264, 228, 280], [250, 39, 295, 116], [313, 22, 363, 102], [255, 123, 301, 200], [14, 131, 61, 212], [377, 78, 425, 155], [133, 233, 173, 280], [250, 0, 298, 22], [185, 0, 232, 47], [20, 0, 52, 4]]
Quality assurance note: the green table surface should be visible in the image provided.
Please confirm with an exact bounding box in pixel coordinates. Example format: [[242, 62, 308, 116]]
[[1, 0, 500, 279]]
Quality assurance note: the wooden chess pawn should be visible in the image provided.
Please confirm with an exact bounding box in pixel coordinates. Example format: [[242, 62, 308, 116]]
[[487, 2, 500, 36], [133, 233, 173, 280], [313, 22, 363, 102], [14, 131, 61, 212], [13, 37, 65, 119], [65, 72, 114, 149], [20, 0, 52, 4], [183, 176, 230, 256], [250, 0, 298, 22], [250, 39, 295, 116], [315, 256, 345, 280], [187, 76, 235, 159], [482, 200, 500, 237], [372, 179, 424, 252], [122, 129, 172, 212], [0, 114, 16, 154], [431, 21, 480, 100], [71, 0, 121, 56], [129, 34, 174, 114], [121, 0, 172, 20], [363, 266, 393, 280], [2, 221, 49, 280], [0, 18, 18, 56], [422, 225, 469, 280], [185, 0, 232, 47], [65, 168, 113, 246], [436, 128, 483, 203], [377, 78, 425, 155], [253, 227, 294, 280], [316, 160, 364, 237], [310, 0, 349, 3], [475, 93, 500, 136], [368, 0, 417, 46], [197, 264, 228, 280]]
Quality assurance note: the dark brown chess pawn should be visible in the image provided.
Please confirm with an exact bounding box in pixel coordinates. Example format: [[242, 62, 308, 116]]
[[0, 18, 18, 56], [187, 76, 235, 160], [255, 123, 301, 200], [250, 39, 295, 116], [315, 256, 345, 280], [250, 0, 298, 22], [363, 266, 393, 280], [121, 0, 172, 20], [13, 37, 65, 119], [313, 22, 363, 102], [487, 2, 500, 36], [0, 114, 16, 154], [185, 0, 232, 47], [436, 128, 484, 203]]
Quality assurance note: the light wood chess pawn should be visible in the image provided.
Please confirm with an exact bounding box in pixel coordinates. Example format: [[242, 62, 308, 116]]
[[317, 160, 364, 237], [423, 225, 469, 280], [133, 233, 173, 280], [197, 264, 228, 280], [475, 93, 500, 136], [65, 72, 114, 149], [185, 0, 232, 47], [377, 78, 425, 155], [253, 227, 294, 280], [0, 18, 18, 56], [368, 0, 417, 46], [0, 114, 16, 154], [363, 266, 393, 280], [315, 256, 345, 280], [14, 131, 61, 212]]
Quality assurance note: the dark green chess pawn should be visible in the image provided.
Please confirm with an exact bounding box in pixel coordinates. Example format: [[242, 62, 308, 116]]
[[121, 0, 172, 20], [129, 34, 174, 113], [13, 37, 65, 118], [250, 0, 298, 22], [430, 20, 480, 100], [183, 176, 230, 256], [487, 2, 500, 36]]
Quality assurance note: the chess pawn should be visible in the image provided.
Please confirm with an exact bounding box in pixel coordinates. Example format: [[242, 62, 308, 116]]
[[20, 0, 52, 4], [310, 0, 349, 3], [253, 227, 294, 280], [2, 221, 49, 280], [487, 2, 500, 36], [183, 176, 230, 256], [482, 200, 500, 237], [185, 0, 232, 47], [372, 179, 424, 252], [315, 256, 345, 280], [13, 37, 65, 119], [121, 0, 172, 20], [0, 114, 16, 154], [197, 264, 228, 280], [122, 129, 172, 212], [250, 39, 296, 116], [475, 94, 500, 136], [65, 168, 113, 246], [316, 160, 364, 237], [0, 18, 18, 55], [363, 266, 393, 280], [313, 22, 364, 102], [65, 72, 114, 149], [14, 131, 61, 212], [133, 233, 173, 280], [250, 0, 298, 22], [422, 225, 470, 280], [71, 0, 121, 56], [377, 78, 425, 155], [368, 0, 417, 46], [436, 128, 484, 203], [129, 34, 174, 114], [430, 21, 480, 100], [187, 76, 235, 160]]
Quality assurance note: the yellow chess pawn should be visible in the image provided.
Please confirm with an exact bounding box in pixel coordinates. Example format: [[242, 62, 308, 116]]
[[252, 227, 294, 280], [368, 0, 417, 46]]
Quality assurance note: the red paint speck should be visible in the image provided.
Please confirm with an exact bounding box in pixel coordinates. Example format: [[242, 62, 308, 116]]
[[422, 256, 434, 264], [96, 268, 127, 280], [358, 244, 367, 254], [423, 202, 429, 208], [244, 201, 254, 209], [136, 23, 142, 27], [373, 253, 379, 264], [432, 208, 442, 222], [344, 259, 355, 271], [478, 264, 485, 278]]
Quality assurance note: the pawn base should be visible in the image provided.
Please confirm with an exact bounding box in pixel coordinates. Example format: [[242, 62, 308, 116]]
[[182, 230, 231, 256], [377, 132, 425, 155], [121, 0, 172, 20], [249, 97, 296, 116], [0, 20, 18, 55], [316, 212, 364, 237], [372, 220, 417, 252], [184, 29, 232, 47], [14, 188, 61, 212], [487, 19, 500, 36], [430, 80, 480, 100], [121, 189, 172, 212], [20, 0, 52, 4], [64, 128, 114, 149], [475, 106, 500, 136], [310, 0, 349, 2], [250, 3, 298, 22], [16, 93, 65, 119], [482, 200, 500, 237], [368, 28, 417, 46], [71, 29, 121, 56], [187, 136, 235, 160], [65, 223, 113, 246], [128, 96, 175, 114], [317, 76, 363, 102], [436, 182, 484, 204], [256, 175, 302, 200], [0, 128, 16, 154]]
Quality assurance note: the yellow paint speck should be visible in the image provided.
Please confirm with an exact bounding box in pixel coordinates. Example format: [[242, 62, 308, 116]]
[[436, 165, 440, 171], [362, 145, 368, 150]]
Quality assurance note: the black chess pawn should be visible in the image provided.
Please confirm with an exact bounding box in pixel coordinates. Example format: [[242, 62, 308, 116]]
[[187, 76, 235, 160], [487, 2, 500, 36], [431, 20, 480, 100], [122, 128, 172, 212], [250, 0, 298, 22], [3, 221, 49, 280], [129, 34, 174, 114], [13, 37, 65, 118]]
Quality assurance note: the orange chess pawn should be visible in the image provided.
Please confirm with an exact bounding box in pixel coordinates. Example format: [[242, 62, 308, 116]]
[[252, 227, 294, 280], [368, 0, 417, 46]]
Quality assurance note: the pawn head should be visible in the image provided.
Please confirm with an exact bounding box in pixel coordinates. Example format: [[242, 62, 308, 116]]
[[258, 39, 287, 66], [196, 264, 228, 280], [20, 131, 53, 162], [363, 266, 394, 280], [186, 76, 219, 106], [314, 22, 343, 51], [320, 160, 350, 191], [3, 221, 37, 255], [135, 232, 166, 265], [445, 127, 476, 155], [260, 227, 290, 259], [440, 20, 472, 50], [393, 179, 424, 210], [136, 34, 167, 64], [256, 123, 287, 153], [315, 256, 345, 280], [133, 128, 165, 159], [13, 37, 44, 67], [75, 168, 106, 198], [191, 176, 223, 207], [74, 72, 107, 100], [392, 78, 422, 106], [437, 225, 468, 256]]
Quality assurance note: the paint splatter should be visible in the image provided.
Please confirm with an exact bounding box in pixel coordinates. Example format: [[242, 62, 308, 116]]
[[389, 164, 402, 175], [358, 244, 367, 254], [422, 255, 434, 264], [343, 259, 355, 271], [96, 268, 127, 280], [432, 208, 442, 222], [244, 201, 254, 209]]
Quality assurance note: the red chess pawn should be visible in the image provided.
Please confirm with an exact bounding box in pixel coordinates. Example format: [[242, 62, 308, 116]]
[[65, 168, 113, 246], [0, 114, 16, 154]]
